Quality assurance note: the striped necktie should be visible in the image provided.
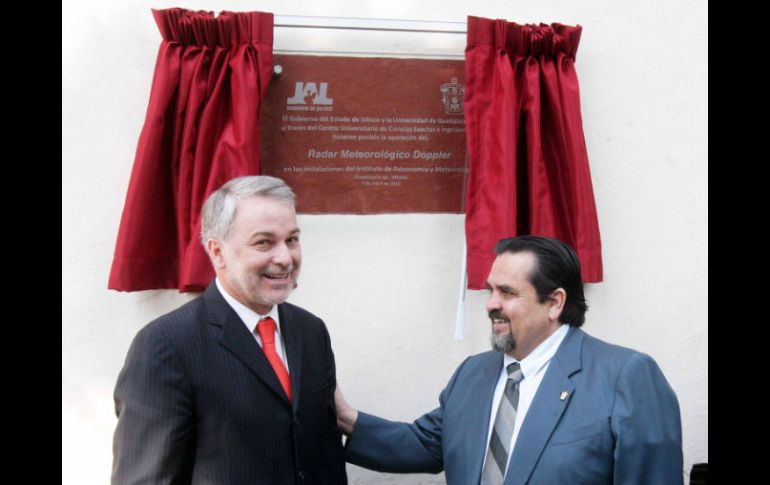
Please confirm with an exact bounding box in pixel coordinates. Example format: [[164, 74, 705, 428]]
[[480, 362, 524, 485]]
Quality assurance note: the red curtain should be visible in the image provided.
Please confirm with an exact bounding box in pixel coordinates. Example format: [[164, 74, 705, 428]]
[[108, 8, 274, 292], [464, 16, 603, 289]]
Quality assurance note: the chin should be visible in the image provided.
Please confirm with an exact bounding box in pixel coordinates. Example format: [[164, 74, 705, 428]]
[[490, 333, 516, 354], [265, 291, 292, 305]]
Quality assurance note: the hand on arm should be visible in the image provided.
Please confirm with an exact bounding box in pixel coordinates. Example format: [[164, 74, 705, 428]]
[[334, 384, 359, 436]]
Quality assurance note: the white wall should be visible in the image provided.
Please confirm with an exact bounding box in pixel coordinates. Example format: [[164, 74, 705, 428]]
[[62, 1, 707, 484]]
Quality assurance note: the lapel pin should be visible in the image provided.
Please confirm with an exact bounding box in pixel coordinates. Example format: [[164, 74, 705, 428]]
[[560, 391, 569, 401]]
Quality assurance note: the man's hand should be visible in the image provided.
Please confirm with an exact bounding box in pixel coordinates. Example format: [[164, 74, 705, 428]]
[[334, 384, 358, 436]]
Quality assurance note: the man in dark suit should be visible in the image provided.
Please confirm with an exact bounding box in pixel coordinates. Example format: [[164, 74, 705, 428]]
[[112, 175, 347, 485], [335, 235, 683, 485]]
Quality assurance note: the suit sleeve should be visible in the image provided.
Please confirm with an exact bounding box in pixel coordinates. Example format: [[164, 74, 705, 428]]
[[345, 356, 471, 474], [321, 321, 349, 485], [112, 326, 195, 485], [611, 352, 684, 485]]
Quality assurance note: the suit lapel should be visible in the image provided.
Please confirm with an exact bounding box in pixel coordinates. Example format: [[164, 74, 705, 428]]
[[466, 352, 505, 485], [505, 327, 584, 485], [278, 303, 303, 412], [205, 284, 291, 405]]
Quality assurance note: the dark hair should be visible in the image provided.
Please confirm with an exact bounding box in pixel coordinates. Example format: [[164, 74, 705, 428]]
[[494, 235, 588, 327]]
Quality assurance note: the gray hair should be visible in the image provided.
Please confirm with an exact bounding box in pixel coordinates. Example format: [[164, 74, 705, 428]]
[[200, 176, 296, 249]]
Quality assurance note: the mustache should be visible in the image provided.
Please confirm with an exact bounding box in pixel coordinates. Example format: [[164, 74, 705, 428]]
[[488, 310, 509, 322]]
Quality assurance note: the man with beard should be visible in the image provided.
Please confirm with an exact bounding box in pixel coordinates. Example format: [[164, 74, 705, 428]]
[[335, 235, 683, 485], [112, 176, 347, 485]]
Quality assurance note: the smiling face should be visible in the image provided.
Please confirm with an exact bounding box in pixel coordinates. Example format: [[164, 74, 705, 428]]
[[208, 195, 301, 314], [485, 251, 565, 360]]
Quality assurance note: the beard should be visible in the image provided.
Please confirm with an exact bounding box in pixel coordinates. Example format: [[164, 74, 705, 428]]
[[490, 331, 516, 353], [489, 309, 516, 353]]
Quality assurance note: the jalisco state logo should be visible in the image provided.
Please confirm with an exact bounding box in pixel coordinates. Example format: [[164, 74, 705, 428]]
[[440, 77, 464, 115], [287, 82, 334, 106]]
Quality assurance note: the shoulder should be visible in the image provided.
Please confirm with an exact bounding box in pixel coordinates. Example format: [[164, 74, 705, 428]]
[[447, 350, 501, 383], [117, 297, 210, 385], [579, 331, 652, 367], [581, 333, 636, 356], [279, 301, 329, 334], [278, 302, 333, 344], [461, 350, 501, 370], [131, 296, 208, 347], [577, 330, 670, 387], [279, 301, 324, 324]]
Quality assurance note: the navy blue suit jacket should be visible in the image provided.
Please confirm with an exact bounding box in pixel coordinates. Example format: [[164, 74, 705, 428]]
[[347, 326, 683, 485], [112, 283, 347, 485]]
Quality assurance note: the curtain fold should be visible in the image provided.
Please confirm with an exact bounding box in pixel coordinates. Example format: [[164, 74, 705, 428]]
[[109, 8, 274, 292], [464, 16, 603, 289]]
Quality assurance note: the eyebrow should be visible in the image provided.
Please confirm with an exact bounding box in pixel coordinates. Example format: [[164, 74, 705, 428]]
[[486, 282, 516, 293], [248, 228, 301, 239]]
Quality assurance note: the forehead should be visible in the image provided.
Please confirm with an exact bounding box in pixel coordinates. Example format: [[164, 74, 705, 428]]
[[487, 251, 536, 286], [232, 196, 297, 228]]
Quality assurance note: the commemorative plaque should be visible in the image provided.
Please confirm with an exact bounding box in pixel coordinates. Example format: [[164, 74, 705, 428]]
[[261, 55, 467, 213]]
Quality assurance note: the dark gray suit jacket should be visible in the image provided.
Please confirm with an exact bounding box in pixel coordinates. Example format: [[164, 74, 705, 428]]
[[112, 283, 347, 485], [347, 326, 683, 485]]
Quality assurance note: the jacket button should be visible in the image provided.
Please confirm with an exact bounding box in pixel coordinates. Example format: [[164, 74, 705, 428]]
[[297, 470, 306, 481], [293, 416, 300, 426]]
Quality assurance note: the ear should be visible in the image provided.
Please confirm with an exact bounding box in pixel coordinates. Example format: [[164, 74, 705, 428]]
[[547, 288, 567, 322], [207, 238, 226, 270]]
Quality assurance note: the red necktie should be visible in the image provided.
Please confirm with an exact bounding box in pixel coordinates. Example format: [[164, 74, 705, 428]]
[[256, 317, 292, 401]]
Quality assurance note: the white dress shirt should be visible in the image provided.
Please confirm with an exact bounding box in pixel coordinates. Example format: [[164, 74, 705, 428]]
[[215, 277, 289, 369], [483, 324, 569, 476]]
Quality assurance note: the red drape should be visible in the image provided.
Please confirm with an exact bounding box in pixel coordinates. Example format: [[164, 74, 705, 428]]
[[463, 16, 603, 289], [108, 8, 274, 292]]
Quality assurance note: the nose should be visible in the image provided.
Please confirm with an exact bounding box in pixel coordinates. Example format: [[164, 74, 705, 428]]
[[486, 291, 501, 313], [271, 242, 292, 267]]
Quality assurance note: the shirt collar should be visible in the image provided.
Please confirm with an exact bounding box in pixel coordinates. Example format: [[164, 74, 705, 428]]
[[503, 324, 569, 379], [215, 277, 281, 334]]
